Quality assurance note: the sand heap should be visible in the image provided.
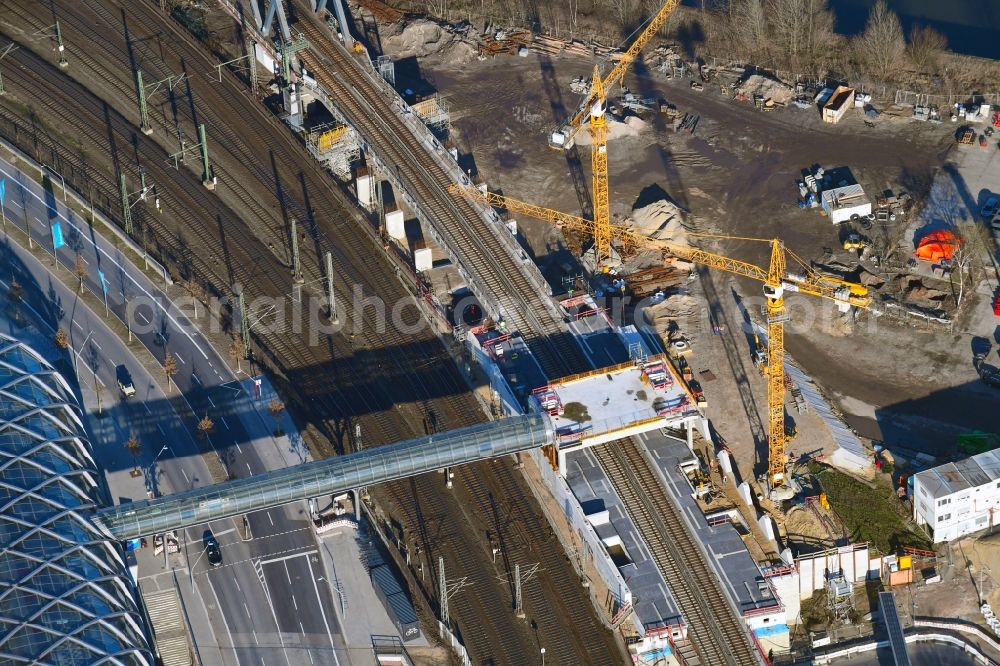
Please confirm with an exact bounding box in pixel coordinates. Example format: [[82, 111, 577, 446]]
[[574, 116, 646, 145], [380, 19, 477, 66], [628, 198, 687, 243], [642, 292, 701, 333], [736, 74, 793, 105]]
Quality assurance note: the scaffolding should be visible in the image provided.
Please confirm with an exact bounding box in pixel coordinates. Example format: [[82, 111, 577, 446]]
[[375, 55, 395, 88], [825, 570, 856, 623], [411, 94, 450, 138], [306, 122, 360, 180]]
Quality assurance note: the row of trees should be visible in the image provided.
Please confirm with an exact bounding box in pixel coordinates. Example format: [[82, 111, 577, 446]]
[[409, 0, 950, 84], [720, 0, 946, 81]]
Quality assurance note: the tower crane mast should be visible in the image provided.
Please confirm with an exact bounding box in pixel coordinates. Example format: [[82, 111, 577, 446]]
[[450, 184, 871, 486], [550, 0, 680, 265]]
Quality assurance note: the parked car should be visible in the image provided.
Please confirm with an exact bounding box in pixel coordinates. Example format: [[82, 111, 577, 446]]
[[981, 195, 999, 218], [205, 537, 222, 567], [115, 364, 136, 398]]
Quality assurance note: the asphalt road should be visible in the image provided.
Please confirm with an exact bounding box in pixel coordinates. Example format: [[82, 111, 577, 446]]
[[0, 156, 350, 665]]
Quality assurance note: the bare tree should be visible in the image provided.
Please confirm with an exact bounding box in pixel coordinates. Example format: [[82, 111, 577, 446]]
[[858, 0, 905, 81], [907, 24, 947, 74], [952, 221, 990, 309], [568, 0, 580, 40], [727, 0, 769, 63], [7, 277, 23, 323], [768, 0, 835, 76], [125, 432, 142, 475], [73, 253, 88, 294], [268, 399, 286, 436], [54, 328, 70, 351], [609, 0, 640, 32], [197, 414, 215, 440], [229, 333, 244, 373], [163, 351, 178, 392], [183, 279, 206, 318]]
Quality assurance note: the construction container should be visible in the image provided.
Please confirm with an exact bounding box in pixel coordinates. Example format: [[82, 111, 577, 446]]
[[822, 85, 855, 124], [898, 555, 912, 570]]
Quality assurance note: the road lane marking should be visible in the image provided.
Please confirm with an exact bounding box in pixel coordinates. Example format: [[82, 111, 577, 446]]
[[307, 556, 339, 665], [267, 512, 274, 527], [144, 403, 151, 414], [259, 550, 317, 566], [207, 395, 215, 407], [135, 310, 150, 324], [0, 162, 212, 359], [284, 561, 292, 585], [191, 373, 201, 386], [246, 463, 253, 476], [92, 340, 102, 351], [235, 442, 242, 453], [203, 575, 236, 651], [234, 577, 241, 592], [175, 352, 185, 365], [292, 595, 298, 611], [72, 320, 83, 331], [157, 424, 165, 436], [181, 468, 190, 483], [243, 602, 251, 619], [221, 417, 229, 430]]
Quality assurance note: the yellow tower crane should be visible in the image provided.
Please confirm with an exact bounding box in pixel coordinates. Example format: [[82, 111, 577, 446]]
[[550, 0, 680, 265], [450, 184, 871, 486]]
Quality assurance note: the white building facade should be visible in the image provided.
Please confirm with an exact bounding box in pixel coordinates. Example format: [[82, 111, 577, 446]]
[[913, 450, 1000, 543]]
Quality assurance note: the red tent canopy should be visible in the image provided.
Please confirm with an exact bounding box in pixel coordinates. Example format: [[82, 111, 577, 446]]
[[914, 229, 959, 262]]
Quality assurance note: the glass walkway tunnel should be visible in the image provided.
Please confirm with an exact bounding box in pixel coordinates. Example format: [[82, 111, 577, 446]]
[[95, 413, 555, 540]]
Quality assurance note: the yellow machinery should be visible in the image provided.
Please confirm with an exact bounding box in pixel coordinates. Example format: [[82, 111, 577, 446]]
[[550, 0, 680, 265], [451, 184, 871, 486], [316, 124, 349, 151]]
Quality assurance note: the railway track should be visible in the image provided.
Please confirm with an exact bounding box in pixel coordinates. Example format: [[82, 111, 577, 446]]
[[592, 439, 760, 665], [293, 10, 592, 379], [0, 5, 624, 662], [290, 9, 766, 663]]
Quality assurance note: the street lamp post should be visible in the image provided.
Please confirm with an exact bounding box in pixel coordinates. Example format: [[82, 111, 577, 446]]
[[43, 164, 67, 204], [146, 444, 170, 495]]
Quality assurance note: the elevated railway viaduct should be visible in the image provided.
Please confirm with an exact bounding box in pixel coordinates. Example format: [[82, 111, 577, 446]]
[[0, 1, 622, 663]]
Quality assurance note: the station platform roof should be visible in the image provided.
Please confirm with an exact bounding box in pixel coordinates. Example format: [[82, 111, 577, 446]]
[[564, 446, 682, 633], [638, 430, 782, 617]]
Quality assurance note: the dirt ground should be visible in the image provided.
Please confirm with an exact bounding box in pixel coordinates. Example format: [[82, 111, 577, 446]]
[[393, 42, 1000, 475]]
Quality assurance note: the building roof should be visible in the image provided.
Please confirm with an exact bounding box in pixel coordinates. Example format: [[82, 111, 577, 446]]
[[0, 334, 153, 665], [821, 184, 869, 210], [915, 449, 1000, 499]]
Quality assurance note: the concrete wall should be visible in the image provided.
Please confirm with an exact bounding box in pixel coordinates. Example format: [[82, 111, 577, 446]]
[[795, 544, 873, 599], [768, 571, 801, 624]]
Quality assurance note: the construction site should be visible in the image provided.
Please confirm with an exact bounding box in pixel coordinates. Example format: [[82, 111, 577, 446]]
[[3, 0, 1000, 665]]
